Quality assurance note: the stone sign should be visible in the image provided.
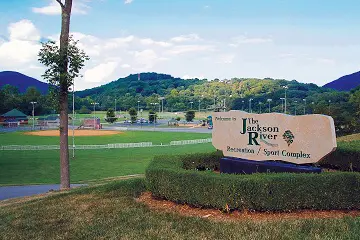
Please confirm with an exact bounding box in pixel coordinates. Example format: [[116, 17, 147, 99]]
[[212, 111, 337, 164]]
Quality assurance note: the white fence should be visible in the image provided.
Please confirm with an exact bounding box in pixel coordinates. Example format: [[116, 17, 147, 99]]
[[169, 138, 212, 146], [0, 139, 212, 151]]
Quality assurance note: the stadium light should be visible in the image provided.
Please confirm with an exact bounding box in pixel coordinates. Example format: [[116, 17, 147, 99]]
[[267, 99, 272, 113], [249, 98, 253, 113], [283, 86, 288, 114], [30, 101, 37, 130], [91, 102, 99, 130], [280, 98, 285, 113]]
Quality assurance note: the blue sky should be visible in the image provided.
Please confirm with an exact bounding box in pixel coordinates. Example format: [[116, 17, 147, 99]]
[[0, 0, 360, 90]]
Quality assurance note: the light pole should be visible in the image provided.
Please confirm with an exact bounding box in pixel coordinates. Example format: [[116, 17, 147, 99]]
[[213, 95, 216, 111], [72, 84, 75, 158], [280, 98, 285, 113], [328, 100, 331, 114], [294, 100, 298, 115], [242, 100, 245, 111], [259, 101, 262, 113], [190, 101, 193, 110], [159, 97, 165, 113], [283, 86, 288, 114], [249, 98, 253, 113], [267, 99, 272, 113], [137, 100, 140, 113], [312, 102, 315, 114], [198, 99, 201, 112], [30, 101, 37, 130], [91, 102, 99, 129], [115, 98, 117, 116], [303, 99, 306, 115]]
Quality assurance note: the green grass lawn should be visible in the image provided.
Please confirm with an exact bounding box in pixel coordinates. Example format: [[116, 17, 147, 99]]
[[1, 179, 359, 240], [0, 131, 214, 185]]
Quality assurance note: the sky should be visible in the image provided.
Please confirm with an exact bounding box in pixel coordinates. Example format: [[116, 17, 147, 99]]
[[0, 0, 360, 90]]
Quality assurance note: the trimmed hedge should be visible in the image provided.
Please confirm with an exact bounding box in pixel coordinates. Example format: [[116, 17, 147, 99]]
[[146, 152, 360, 212], [319, 141, 360, 171]]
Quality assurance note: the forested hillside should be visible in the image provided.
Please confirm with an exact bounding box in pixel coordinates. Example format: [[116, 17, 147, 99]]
[[1, 72, 360, 136]]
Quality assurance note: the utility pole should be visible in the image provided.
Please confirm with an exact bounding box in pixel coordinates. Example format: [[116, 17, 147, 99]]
[[72, 83, 75, 158], [259, 101, 262, 114], [267, 99, 272, 113], [115, 98, 117, 116], [280, 98, 285, 113], [303, 99, 306, 115], [158, 97, 165, 113], [249, 98, 253, 113], [213, 95, 216, 111], [30, 101, 37, 130], [91, 102, 99, 129], [283, 86, 288, 114]]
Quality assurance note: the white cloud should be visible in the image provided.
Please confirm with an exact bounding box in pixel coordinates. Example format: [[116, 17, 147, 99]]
[[140, 38, 172, 47], [170, 34, 202, 42], [0, 20, 41, 68], [316, 58, 336, 65], [134, 49, 167, 69], [84, 62, 118, 83], [9, 20, 40, 41], [121, 64, 131, 68], [230, 35, 273, 47], [218, 54, 235, 64], [165, 44, 215, 55], [124, 0, 133, 4], [32, 0, 90, 15]]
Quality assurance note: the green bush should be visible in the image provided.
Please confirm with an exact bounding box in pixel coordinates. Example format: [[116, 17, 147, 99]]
[[182, 151, 223, 171], [146, 152, 360, 212], [319, 141, 360, 171]]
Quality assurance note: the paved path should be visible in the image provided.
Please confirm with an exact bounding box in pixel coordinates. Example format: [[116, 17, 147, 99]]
[[0, 184, 86, 201]]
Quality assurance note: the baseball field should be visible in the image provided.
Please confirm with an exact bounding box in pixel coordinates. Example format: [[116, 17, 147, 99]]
[[0, 130, 214, 185]]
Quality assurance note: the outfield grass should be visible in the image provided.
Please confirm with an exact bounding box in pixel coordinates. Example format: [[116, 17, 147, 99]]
[[0, 131, 214, 185], [1, 179, 360, 240]]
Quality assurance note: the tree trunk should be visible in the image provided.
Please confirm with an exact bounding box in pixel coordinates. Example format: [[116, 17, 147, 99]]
[[59, 0, 72, 190]]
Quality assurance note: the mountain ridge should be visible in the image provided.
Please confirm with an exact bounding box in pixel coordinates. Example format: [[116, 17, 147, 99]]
[[0, 71, 49, 94], [323, 71, 360, 91]]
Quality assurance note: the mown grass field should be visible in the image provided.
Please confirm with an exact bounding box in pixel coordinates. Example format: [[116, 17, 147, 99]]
[[1, 179, 360, 240], [0, 131, 213, 185]]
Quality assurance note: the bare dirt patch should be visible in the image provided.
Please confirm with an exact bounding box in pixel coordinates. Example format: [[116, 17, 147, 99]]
[[23, 129, 124, 137], [137, 192, 360, 222]]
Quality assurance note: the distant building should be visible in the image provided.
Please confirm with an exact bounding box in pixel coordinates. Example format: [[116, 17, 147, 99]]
[[0, 109, 28, 126], [37, 115, 60, 127]]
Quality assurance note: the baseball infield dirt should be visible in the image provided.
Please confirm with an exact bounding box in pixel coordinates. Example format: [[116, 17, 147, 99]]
[[23, 130, 123, 137]]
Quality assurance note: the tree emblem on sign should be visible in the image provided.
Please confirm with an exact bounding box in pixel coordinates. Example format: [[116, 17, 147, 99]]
[[283, 130, 295, 146]]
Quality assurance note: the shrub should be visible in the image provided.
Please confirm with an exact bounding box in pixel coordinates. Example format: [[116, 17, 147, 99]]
[[146, 152, 360, 212], [105, 108, 117, 123], [185, 110, 195, 122], [128, 107, 137, 123], [319, 141, 360, 171], [78, 105, 91, 114], [149, 110, 157, 123]]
